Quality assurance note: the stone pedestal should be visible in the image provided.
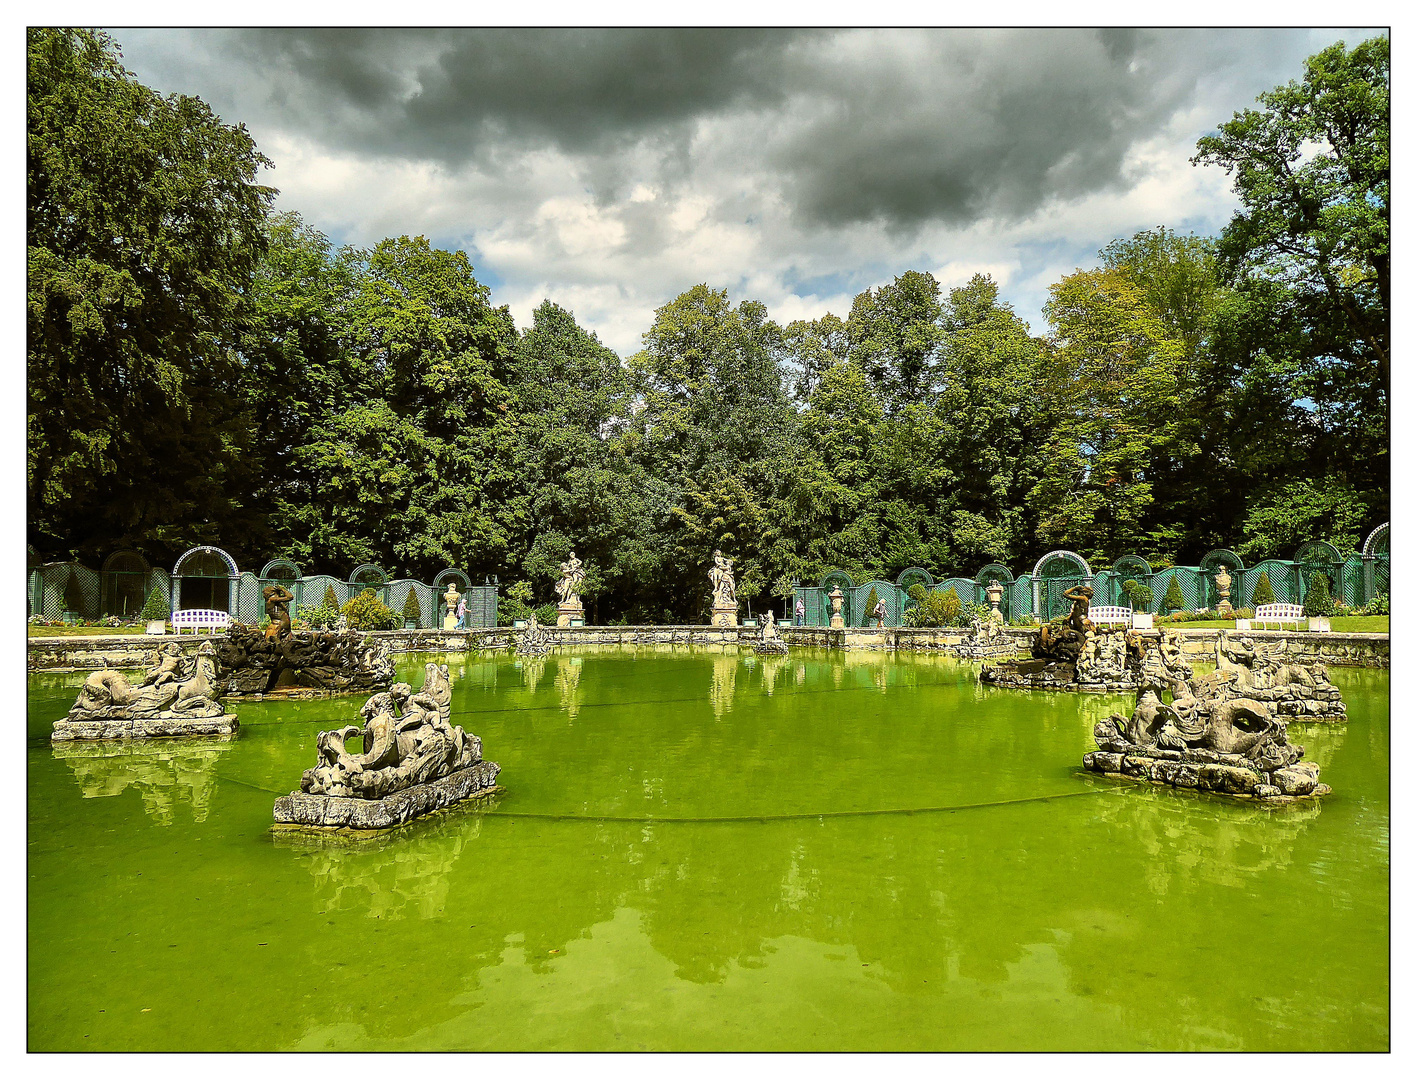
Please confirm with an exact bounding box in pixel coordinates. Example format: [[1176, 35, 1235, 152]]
[[273, 761, 501, 830], [829, 614, 845, 629], [53, 713, 240, 741], [443, 612, 458, 630], [711, 604, 738, 628], [557, 601, 584, 628]]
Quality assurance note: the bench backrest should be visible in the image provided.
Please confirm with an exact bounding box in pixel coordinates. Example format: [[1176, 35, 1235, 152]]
[[172, 608, 231, 627], [1088, 606, 1133, 623], [1254, 604, 1304, 620]]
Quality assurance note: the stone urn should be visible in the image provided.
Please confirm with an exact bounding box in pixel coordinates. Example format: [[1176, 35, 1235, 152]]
[[1214, 566, 1234, 618], [985, 580, 1005, 621], [443, 584, 461, 631], [829, 586, 845, 629]]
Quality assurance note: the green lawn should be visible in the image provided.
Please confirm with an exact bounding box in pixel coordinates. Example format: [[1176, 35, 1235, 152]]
[[27, 625, 159, 638], [1163, 616, 1388, 634]]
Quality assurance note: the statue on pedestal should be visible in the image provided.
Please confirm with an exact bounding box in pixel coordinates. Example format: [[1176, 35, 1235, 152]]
[[263, 584, 295, 640], [985, 579, 1005, 622], [1213, 565, 1234, 617], [709, 549, 738, 626], [555, 550, 586, 627], [443, 582, 461, 631], [829, 585, 845, 629]]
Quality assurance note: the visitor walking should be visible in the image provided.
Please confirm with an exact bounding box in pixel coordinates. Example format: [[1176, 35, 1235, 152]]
[[455, 596, 468, 630], [873, 596, 886, 629], [794, 597, 805, 626]]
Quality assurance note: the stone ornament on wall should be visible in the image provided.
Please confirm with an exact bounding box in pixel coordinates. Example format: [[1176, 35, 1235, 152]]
[[54, 640, 239, 741], [754, 610, 789, 655], [443, 582, 461, 631], [829, 586, 845, 629], [273, 662, 500, 830]]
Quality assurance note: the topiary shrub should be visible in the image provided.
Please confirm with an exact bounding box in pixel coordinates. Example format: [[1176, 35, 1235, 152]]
[[1122, 579, 1154, 612], [499, 580, 536, 626], [323, 584, 339, 610], [864, 586, 881, 624], [63, 573, 86, 615], [341, 588, 399, 631], [1303, 571, 1334, 617], [297, 602, 341, 630], [402, 588, 423, 625], [1251, 570, 1275, 607], [139, 584, 170, 622], [1162, 575, 1185, 614]]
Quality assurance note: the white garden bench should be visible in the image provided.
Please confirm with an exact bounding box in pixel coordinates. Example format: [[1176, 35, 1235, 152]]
[[171, 608, 232, 634], [1249, 603, 1306, 630], [1087, 606, 1133, 627]]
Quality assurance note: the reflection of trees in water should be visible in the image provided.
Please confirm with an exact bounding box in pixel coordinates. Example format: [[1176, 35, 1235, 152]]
[[51, 736, 236, 825]]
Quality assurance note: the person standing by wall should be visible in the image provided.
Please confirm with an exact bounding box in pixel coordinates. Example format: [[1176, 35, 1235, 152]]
[[794, 597, 805, 626], [873, 595, 886, 629], [456, 595, 468, 630]]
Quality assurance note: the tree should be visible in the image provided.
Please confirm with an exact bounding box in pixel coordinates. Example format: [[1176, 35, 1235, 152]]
[[1251, 570, 1275, 607], [1163, 575, 1185, 614], [1302, 571, 1334, 617], [1194, 36, 1389, 499], [28, 29, 275, 562], [847, 270, 945, 414], [139, 583, 170, 622], [1031, 269, 1187, 561]]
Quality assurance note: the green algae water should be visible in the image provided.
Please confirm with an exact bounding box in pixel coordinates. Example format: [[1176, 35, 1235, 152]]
[[27, 648, 1388, 1050]]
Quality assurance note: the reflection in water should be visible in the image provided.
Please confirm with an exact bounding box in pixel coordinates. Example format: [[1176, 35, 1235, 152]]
[[517, 657, 546, 695], [52, 736, 236, 825], [709, 653, 738, 718], [273, 809, 488, 921], [556, 657, 583, 721]]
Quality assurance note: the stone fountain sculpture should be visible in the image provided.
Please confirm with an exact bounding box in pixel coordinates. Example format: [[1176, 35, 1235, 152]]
[[953, 616, 1017, 660], [515, 613, 552, 656], [980, 585, 1147, 691], [53, 640, 239, 741], [709, 550, 738, 627], [554, 550, 586, 627], [1206, 630, 1347, 722], [753, 610, 789, 655], [1084, 656, 1332, 800], [273, 661, 500, 830], [216, 624, 395, 697]]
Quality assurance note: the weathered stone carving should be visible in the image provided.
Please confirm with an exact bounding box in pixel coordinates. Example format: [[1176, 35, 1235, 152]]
[[443, 583, 461, 631], [516, 613, 552, 656], [754, 610, 789, 655], [984, 580, 1005, 621], [981, 589, 1148, 692], [273, 662, 500, 830], [953, 617, 1016, 660], [1085, 664, 1332, 800], [263, 584, 295, 639], [555, 550, 586, 626], [215, 624, 394, 697], [709, 550, 739, 626], [1204, 630, 1347, 722], [828, 586, 845, 629], [1213, 565, 1234, 618], [53, 640, 239, 741]]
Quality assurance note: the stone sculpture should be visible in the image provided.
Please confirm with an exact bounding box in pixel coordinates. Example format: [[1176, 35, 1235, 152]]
[[515, 613, 552, 656], [262, 584, 295, 640], [1204, 630, 1347, 722], [53, 640, 239, 741], [273, 662, 500, 830], [1213, 565, 1234, 618], [709, 550, 738, 627], [443, 583, 461, 631], [953, 617, 1016, 660], [829, 586, 845, 629], [984, 580, 1005, 621], [555, 550, 586, 627], [754, 610, 789, 655], [980, 586, 1147, 692], [216, 624, 395, 697], [1084, 667, 1331, 801]]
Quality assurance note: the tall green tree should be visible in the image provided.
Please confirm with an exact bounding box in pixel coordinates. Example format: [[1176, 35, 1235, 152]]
[[28, 28, 275, 561], [847, 270, 945, 414]]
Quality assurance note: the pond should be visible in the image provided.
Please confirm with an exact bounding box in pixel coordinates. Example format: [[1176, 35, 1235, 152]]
[[27, 648, 1389, 1050]]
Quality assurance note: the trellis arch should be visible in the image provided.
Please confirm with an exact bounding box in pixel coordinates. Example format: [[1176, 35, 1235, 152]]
[[433, 567, 472, 592], [1293, 541, 1341, 567], [1032, 550, 1092, 580], [895, 566, 934, 591], [103, 549, 150, 574], [1111, 554, 1153, 580], [819, 570, 855, 626], [348, 563, 390, 586], [1199, 549, 1244, 574], [100, 550, 154, 620], [172, 545, 239, 615], [975, 563, 1014, 585], [1362, 522, 1389, 558], [260, 558, 303, 582], [819, 569, 855, 592]]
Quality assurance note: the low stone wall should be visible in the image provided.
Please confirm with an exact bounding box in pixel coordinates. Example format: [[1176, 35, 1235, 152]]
[[26, 624, 1389, 670]]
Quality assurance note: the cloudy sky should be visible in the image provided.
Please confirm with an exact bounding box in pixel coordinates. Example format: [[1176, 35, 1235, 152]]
[[108, 26, 1384, 357]]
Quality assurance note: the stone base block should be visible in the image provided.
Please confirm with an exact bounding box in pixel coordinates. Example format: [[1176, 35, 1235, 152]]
[[711, 605, 738, 628], [52, 713, 239, 742], [981, 661, 1138, 693], [272, 760, 501, 831], [557, 602, 584, 628], [829, 616, 845, 629], [1083, 747, 1330, 801]]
